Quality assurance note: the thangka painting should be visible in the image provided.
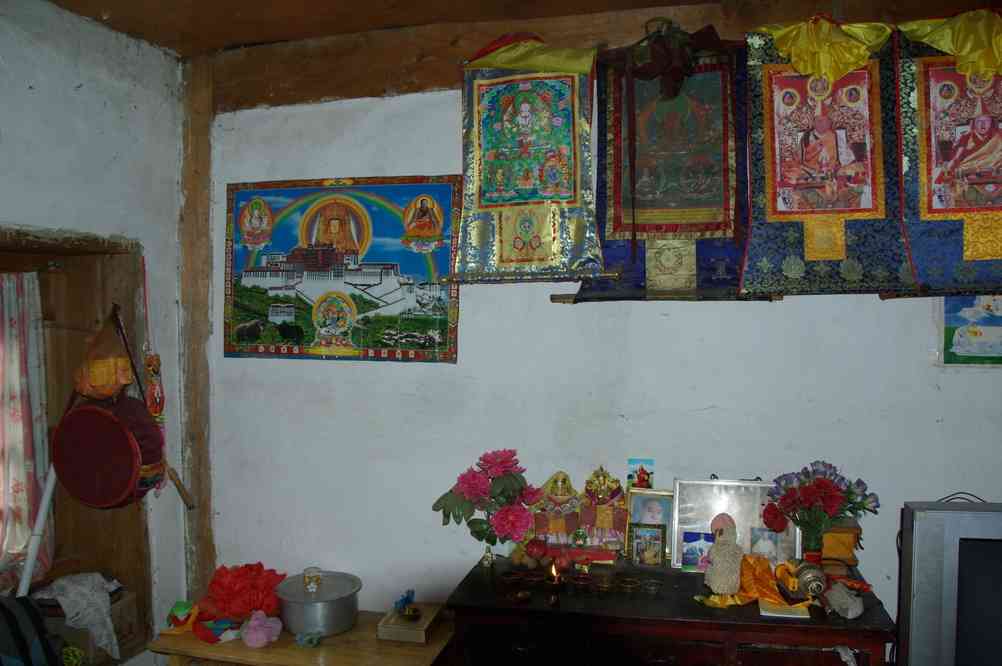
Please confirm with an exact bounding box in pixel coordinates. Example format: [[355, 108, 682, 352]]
[[943, 295, 1002, 365], [741, 33, 914, 295], [453, 36, 603, 282], [899, 35, 1002, 292], [574, 46, 750, 302], [224, 176, 460, 363]]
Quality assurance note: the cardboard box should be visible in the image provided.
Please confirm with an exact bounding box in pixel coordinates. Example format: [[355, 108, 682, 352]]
[[43, 590, 141, 664]]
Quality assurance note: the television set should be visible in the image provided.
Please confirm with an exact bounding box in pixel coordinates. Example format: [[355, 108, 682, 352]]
[[898, 502, 1002, 666]]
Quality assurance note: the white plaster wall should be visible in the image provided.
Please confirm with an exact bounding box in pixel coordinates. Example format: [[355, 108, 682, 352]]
[[1, 2, 185, 662], [211, 90, 1002, 622]]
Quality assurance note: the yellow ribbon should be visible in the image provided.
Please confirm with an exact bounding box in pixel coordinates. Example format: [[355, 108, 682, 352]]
[[900, 10, 1002, 77], [756, 17, 892, 83], [468, 39, 596, 75]]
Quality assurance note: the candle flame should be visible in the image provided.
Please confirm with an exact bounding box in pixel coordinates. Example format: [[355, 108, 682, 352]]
[[550, 563, 558, 578]]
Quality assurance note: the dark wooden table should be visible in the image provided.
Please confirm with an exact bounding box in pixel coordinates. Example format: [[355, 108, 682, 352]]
[[447, 558, 895, 666]]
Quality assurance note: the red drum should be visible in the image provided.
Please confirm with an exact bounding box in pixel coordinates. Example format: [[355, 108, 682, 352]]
[[51, 396, 165, 508]]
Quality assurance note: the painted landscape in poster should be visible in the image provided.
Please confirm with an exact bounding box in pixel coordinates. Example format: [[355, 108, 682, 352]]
[[944, 295, 1002, 366], [224, 176, 460, 363]]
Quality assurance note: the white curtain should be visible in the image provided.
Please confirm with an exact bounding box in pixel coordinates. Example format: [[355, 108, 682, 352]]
[[0, 272, 52, 592]]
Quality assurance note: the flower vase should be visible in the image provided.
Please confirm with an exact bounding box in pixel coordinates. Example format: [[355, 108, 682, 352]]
[[800, 525, 824, 564]]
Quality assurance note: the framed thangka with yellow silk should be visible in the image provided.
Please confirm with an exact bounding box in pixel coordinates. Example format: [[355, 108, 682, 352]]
[[741, 31, 914, 295], [452, 35, 603, 282], [224, 176, 460, 363], [899, 33, 1002, 292], [573, 44, 751, 302]]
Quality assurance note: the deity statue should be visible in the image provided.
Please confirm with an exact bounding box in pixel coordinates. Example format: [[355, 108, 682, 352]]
[[578, 466, 627, 550], [529, 471, 581, 545]]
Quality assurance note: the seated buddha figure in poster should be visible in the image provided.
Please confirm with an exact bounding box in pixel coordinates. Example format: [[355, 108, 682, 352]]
[[578, 466, 627, 550], [529, 471, 581, 545], [774, 74, 873, 212], [935, 93, 1002, 207]]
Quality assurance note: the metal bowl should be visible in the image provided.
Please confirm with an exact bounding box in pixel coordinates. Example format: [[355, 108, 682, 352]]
[[275, 571, 362, 637]]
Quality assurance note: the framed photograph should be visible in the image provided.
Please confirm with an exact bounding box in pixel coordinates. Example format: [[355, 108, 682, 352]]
[[628, 523, 667, 567], [627, 488, 673, 560], [671, 479, 801, 569]]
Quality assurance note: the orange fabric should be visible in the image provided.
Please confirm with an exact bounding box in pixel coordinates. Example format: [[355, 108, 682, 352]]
[[695, 555, 803, 608]]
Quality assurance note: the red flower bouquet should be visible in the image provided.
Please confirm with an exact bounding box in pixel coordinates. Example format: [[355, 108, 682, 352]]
[[763, 460, 880, 552], [201, 562, 286, 620], [433, 449, 538, 545]]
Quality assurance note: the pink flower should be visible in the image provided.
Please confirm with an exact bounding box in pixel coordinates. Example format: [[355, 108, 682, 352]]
[[519, 484, 544, 506], [490, 505, 533, 542], [454, 468, 490, 502], [476, 449, 525, 478]]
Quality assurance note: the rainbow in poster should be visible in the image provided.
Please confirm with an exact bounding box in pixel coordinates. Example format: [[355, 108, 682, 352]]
[[224, 176, 460, 363]]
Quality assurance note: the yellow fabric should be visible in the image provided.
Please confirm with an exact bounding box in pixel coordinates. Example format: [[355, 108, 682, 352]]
[[757, 17, 891, 83], [694, 555, 808, 609], [595, 504, 614, 530], [548, 515, 566, 535], [900, 10, 1002, 77], [74, 356, 133, 399], [468, 40, 596, 75]]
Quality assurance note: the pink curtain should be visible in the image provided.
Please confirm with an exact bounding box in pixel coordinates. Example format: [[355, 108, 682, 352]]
[[0, 273, 52, 592]]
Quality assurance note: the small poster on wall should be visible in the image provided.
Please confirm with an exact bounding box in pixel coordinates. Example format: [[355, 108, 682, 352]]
[[224, 176, 461, 363], [942, 295, 1002, 366]]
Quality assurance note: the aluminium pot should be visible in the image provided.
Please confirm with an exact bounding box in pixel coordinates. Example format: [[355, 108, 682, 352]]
[[275, 571, 362, 637]]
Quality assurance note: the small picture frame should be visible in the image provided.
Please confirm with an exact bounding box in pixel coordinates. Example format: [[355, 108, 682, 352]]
[[627, 458, 655, 489], [628, 523, 667, 567], [671, 478, 801, 569], [626, 488, 673, 559]]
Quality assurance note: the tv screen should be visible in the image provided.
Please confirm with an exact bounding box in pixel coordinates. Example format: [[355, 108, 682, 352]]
[[955, 538, 1002, 666]]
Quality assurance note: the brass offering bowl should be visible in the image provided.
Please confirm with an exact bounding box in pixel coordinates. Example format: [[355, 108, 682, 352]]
[[640, 579, 663, 597], [522, 570, 545, 588], [617, 577, 640, 596], [593, 575, 614, 596], [500, 570, 524, 589], [570, 573, 592, 595]]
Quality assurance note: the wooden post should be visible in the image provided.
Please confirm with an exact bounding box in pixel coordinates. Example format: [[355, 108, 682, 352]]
[[179, 55, 217, 599]]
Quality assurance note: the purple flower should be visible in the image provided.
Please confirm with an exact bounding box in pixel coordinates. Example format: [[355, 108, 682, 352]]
[[852, 478, 868, 495], [834, 476, 850, 491], [863, 493, 880, 511]]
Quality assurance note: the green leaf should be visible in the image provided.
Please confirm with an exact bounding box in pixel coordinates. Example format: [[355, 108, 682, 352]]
[[467, 518, 490, 539], [490, 477, 508, 499], [451, 504, 463, 525], [432, 490, 453, 512], [513, 473, 528, 491], [485, 532, 497, 546], [461, 499, 475, 521], [441, 509, 450, 526]]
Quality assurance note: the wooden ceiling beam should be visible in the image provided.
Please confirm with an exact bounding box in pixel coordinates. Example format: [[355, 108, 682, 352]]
[[211, 0, 987, 113], [51, 0, 702, 56]]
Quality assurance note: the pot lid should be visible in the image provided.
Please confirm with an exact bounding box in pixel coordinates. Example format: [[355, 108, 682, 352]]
[[275, 571, 362, 604]]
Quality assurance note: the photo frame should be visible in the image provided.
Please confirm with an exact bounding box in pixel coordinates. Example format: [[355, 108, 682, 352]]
[[671, 478, 801, 569], [628, 523, 667, 568], [627, 487, 673, 531]]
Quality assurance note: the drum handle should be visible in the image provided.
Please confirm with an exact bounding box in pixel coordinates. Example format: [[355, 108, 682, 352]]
[[111, 303, 146, 404]]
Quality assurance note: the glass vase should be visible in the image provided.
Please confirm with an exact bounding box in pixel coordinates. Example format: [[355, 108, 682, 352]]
[[800, 524, 824, 562]]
